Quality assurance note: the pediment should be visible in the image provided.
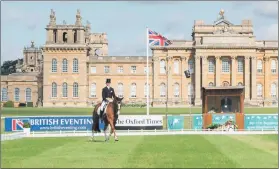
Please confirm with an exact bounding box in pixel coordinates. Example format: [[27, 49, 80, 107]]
[[214, 19, 233, 26]]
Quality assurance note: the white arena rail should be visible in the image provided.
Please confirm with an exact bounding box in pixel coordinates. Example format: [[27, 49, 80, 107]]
[[1, 132, 25, 141]]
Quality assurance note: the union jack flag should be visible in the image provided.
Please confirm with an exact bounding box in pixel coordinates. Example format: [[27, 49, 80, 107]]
[[148, 29, 172, 46], [12, 119, 27, 131]]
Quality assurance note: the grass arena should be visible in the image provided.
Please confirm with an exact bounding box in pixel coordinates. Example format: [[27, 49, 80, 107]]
[[1, 107, 278, 168]]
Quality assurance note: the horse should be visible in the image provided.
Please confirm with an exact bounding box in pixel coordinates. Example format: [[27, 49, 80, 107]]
[[91, 96, 124, 142]]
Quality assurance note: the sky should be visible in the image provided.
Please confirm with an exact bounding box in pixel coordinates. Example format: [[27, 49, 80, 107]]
[[1, 1, 278, 64]]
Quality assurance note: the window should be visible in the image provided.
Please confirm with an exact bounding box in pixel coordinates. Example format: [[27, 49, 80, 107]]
[[208, 59, 215, 73], [257, 84, 263, 97], [73, 58, 79, 73], [25, 88, 32, 102], [104, 66, 110, 73], [62, 83, 68, 97], [188, 83, 194, 99], [117, 83, 124, 97], [52, 82, 57, 98], [144, 83, 149, 97], [90, 66, 96, 73], [117, 66, 123, 73], [1, 88, 8, 101], [257, 60, 263, 73], [271, 83, 277, 98], [130, 83, 136, 98], [14, 88, 20, 102], [62, 59, 68, 72], [174, 83, 180, 97], [222, 81, 230, 87], [160, 83, 166, 97], [131, 66, 136, 73], [222, 58, 230, 73], [52, 59, 57, 72], [174, 60, 179, 74], [209, 82, 214, 86], [271, 60, 277, 74], [73, 82, 79, 97], [238, 82, 243, 86], [188, 59, 194, 74], [90, 83, 96, 98], [237, 58, 243, 73], [160, 60, 166, 74]]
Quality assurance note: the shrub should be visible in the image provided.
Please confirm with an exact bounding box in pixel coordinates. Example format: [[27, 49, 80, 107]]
[[23, 122, 31, 128], [27, 102, 33, 107], [3, 100, 14, 107], [18, 103, 26, 107], [206, 123, 221, 129]]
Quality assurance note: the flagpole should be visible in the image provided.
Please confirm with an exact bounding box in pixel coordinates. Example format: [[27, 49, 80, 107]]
[[146, 27, 150, 116]]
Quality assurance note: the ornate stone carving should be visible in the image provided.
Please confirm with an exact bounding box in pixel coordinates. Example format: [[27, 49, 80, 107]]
[[245, 56, 250, 60], [215, 56, 221, 60], [251, 56, 257, 60], [153, 57, 159, 61], [231, 55, 237, 60], [263, 56, 270, 62], [166, 56, 173, 61], [201, 56, 208, 61], [195, 56, 201, 60]]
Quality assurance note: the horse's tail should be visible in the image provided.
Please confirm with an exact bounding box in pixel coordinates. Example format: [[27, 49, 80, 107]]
[[92, 104, 101, 133]]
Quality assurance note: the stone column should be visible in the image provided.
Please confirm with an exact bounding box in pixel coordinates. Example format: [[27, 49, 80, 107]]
[[194, 55, 201, 105], [181, 56, 187, 105], [57, 29, 62, 43], [251, 56, 257, 102], [231, 55, 237, 86], [264, 56, 270, 105], [202, 56, 208, 87], [244, 56, 250, 102], [215, 56, 221, 86], [67, 29, 73, 43], [47, 30, 53, 43], [166, 56, 173, 104]]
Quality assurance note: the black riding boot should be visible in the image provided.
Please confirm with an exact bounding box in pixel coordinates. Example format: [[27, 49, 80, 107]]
[[100, 111, 104, 122]]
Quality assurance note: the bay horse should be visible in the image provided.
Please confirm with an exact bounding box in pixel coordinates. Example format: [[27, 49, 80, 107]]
[[91, 96, 123, 142]]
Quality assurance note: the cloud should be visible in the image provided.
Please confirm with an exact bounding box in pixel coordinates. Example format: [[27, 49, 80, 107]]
[[253, 1, 278, 19], [255, 23, 278, 40]]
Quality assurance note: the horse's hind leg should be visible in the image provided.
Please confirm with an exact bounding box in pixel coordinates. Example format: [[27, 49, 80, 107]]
[[104, 124, 109, 142]]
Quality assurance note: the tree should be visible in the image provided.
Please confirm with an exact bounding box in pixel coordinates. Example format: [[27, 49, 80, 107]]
[[1, 59, 23, 75]]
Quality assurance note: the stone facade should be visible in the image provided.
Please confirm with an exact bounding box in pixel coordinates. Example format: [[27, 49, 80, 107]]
[[1, 9, 278, 107]]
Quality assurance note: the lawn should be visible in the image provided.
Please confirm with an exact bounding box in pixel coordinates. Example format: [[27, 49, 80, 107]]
[[0, 107, 277, 117], [2, 135, 278, 168]]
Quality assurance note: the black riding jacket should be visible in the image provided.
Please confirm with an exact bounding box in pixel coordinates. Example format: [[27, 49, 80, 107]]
[[102, 87, 115, 101]]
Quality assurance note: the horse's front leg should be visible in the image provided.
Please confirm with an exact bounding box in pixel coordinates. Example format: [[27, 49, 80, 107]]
[[104, 124, 109, 142], [109, 121, 118, 141]]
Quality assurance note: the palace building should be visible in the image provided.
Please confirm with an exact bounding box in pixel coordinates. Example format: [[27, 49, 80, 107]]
[[1, 9, 278, 108]]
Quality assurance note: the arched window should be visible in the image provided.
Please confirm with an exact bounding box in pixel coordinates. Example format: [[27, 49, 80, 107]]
[[257, 84, 263, 98], [144, 83, 150, 98], [90, 83, 96, 98], [188, 83, 194, 99], [1, 88, 8, 102], [238, 82, 243, 86], [63, 32, 68, 43], [271, 60, 277, 74], [52, 82, 57, 98], [222, 58, 230, 73], [208, 59, 215, 73], [174, 60, 179, 74], [174, 83, 180, 97], [130, 83, 136, 98], [271, 83, 277, 98], [257, 60, 263, 73], [14, 88, 20, 102], [62, 82, 68, 97], [52, 59, 57, 72], [25, 88, 32, 102], [160, 83, 166, 97], [117, 83, 123, 97], [222, 81, 230, 87], [209, 82, 214, 86], [73, 82, 79, 97], [73, 58, 79, 73], [237, 58, 244, 73], [62, 59, 68, 72], [188, 59, 194, 74], [160, 60, 166, 74]]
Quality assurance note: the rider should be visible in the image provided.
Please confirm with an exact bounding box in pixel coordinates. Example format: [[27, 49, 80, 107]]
[[100, 79, 116, 119]]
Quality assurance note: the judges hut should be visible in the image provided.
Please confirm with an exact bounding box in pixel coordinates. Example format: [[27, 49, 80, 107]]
[[202, 86, 245, 130]]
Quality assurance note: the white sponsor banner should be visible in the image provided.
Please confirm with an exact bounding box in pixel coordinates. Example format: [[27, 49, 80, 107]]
[[116, 115, 163, 127]]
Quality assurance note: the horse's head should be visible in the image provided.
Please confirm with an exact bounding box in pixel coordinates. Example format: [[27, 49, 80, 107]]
[[113, 96, 124, 114]]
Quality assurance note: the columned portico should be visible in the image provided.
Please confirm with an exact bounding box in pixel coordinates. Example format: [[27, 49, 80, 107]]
[[250, 56, 257, 104], [231, 55, 237, 86], [194, 55, 201, 105], [215, 56, 221, 86]]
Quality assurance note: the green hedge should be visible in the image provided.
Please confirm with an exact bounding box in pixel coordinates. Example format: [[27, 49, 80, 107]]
[[3, 100, 14, 107], [122, 103, 146, 108], [27, 102, 33, 107]]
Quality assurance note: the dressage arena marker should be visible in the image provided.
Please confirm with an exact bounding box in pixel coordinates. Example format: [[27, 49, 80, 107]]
[[1, 129, 277, 141]]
